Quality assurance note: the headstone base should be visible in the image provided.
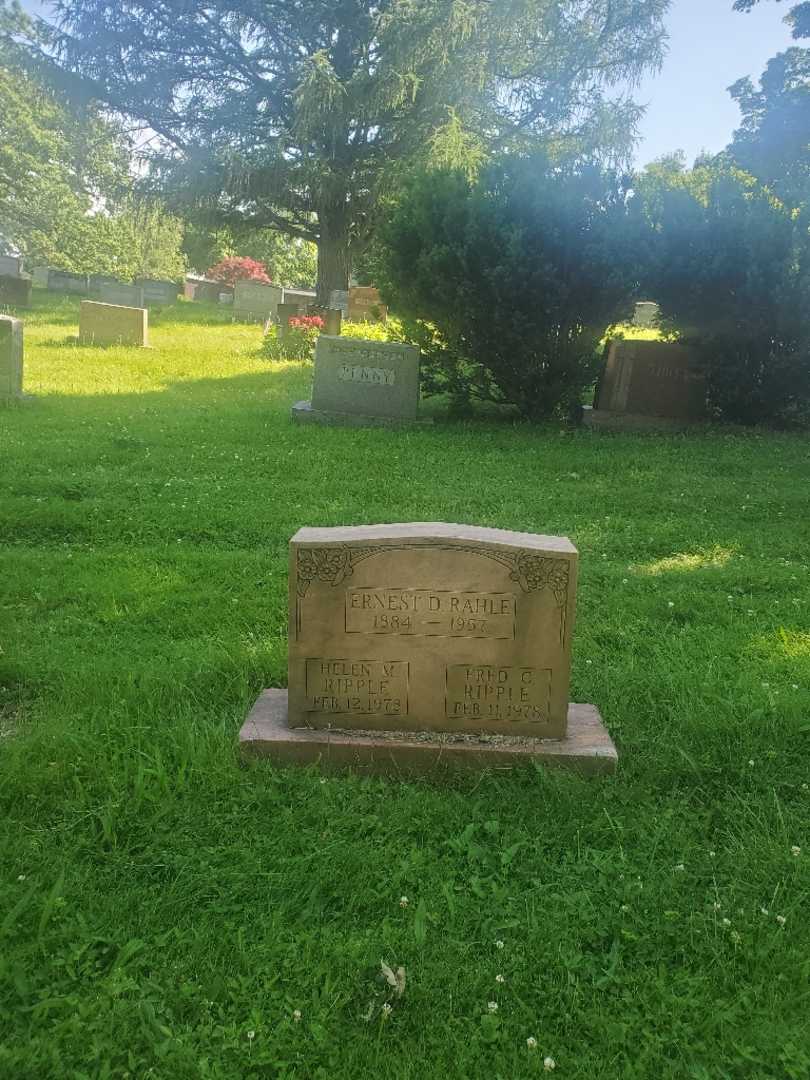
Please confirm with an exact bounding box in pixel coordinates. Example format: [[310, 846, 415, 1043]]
[[292, 400, 433, 428], [239, 689, 617, 778], [582, 406, 708, 432], [0, 392, 34, 408]]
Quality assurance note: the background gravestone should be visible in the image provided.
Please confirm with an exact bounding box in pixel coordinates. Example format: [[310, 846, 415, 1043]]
[[88, 274, 120, 298], [31, 267, 50, 288], [0, 256, 23, 277], [293, 335, 425, 425], [78, 300, 148, 346], [99, 281, 145, 308], [282, 287, 316, 309], [0, 275, 32, 307], [633, 301, 660, 328], [328, 289, 349, 317], [47, 270, 88, 295], [0, 315, 24, 404], [138, 279, 180, 305], [590, 340, 707, 425], [277, 302, 301, 335], [233, 280, 283, 322], [240, 523, 617, 776], [348, 286, 388, 323]]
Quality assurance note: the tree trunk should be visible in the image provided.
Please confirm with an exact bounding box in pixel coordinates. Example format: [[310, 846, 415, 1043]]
[[316, 209, 351, 306]]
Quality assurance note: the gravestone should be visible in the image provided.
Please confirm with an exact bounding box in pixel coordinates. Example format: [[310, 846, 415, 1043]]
[[328, 289, 350, 317], [348, 286, 388, 323], [47, 269, 88, 295], [292, 335, 427, 426], [138, 278, 179, 305], [99, 281, 144, 308], [0, 275, 32, 307], [240, 523, 616, 776], [88, 274, 120, 298], [78, 300, 148, 347], [0, 255, 23, 277], [277, 302, 301, 335], [233, 280, 283, 322], [31, 267, 50, 288], [324, 308, 342, 336], [633, 301, 659, 328], [586, 340, 707, 429], [0, 315, 24, 404]]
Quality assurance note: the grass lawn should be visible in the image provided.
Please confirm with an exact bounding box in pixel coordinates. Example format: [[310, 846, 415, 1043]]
[[1, 293, 809, 1079]]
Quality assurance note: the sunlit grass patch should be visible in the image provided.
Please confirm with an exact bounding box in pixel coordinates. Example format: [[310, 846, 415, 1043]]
[[640, 545, 737, 576]]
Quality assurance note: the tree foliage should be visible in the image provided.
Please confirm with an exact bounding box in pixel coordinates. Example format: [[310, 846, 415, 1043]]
[[206, 257, 272, 286], [378, 157, 642, 419], [637, 156, 810, 424], [728, 0, 810, 207], [42, 0, 669, 301]]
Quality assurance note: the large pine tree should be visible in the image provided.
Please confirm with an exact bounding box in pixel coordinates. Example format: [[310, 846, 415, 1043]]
[[39, 0, 668, 300]]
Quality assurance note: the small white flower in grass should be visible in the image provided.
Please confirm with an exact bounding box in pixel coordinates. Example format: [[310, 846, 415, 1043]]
[[381, 1003, 393, 1016], [730, 930, 741, 945], [622, 578, 628, 585], [776, 914, 786, 926], [722, 918, 731, 927], [495, 940, 505, 950], [791, 846, 801, 857], [527, 1037, 538, 1050], [708, 850, 716, 858], [761, 682, 770, 689], [247, 1030, 255, 1041], [748, 759, 755, 767], [760, 907, 769, 916], [293, 1009, 302, 1022], [544, 1056, 557, 1071], [17, 874, 25, 882], [674, 863, 685, 872], [495, 974, 506, 984], [620, 904, 630, 913], [667, 601, 675, 608], [747, 609, 754, 615], [487, 1001, 499, 1014], [713, 901, 722, 911], [399, 896, 409, 908], [792, 684, 799, 691], [585, 659, 592, 665]]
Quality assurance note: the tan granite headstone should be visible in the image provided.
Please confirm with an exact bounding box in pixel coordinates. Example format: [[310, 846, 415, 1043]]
[[78, 300, 148, 347], [348, 286, 388, 323], [233, 280, 283, 322], [287, 523, 577, 739]]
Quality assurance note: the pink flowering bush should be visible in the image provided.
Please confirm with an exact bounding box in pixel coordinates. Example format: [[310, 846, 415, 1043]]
[[206, 257, 272, 286], [262, 313, 324, 361]]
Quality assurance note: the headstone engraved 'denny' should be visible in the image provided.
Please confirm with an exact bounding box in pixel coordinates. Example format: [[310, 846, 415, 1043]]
[[292, 335, 428, 426], [240, 524, 617, 775]]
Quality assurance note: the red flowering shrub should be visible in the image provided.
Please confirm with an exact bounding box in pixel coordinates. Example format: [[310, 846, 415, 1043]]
[[206, 257, 272, 286], [262, 314, 325, 361]]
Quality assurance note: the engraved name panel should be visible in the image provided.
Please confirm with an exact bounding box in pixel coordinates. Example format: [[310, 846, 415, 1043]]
[[445, 665, 551, 724], [338, 364, 396, 386], [305, 658, 409, 717], [345, 588, 516, 639]]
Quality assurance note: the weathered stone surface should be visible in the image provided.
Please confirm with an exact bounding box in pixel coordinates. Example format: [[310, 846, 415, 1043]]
[[233, 280, 283, 322], [99, 281, 144, 308], [309, 335, 422, 421], [0, 315, 23, 403], [288, 523, 578, 740], [0, 275, 32, 307], [0, 255, 23, 277], [277, 302, 300, 334], [595, 340, 706, 421], [348, 286, 387, 323], [47, 269, 88, 295], [138, 279, 179, 305], [328, 289, 350, 316], [78, 300, 148, 347], [633, 301, 659, 328], [31, 267, 50, 288], [185, 277, 226, 303], [88, 274, 121, 298], [324, 308, 342, 336], [240, 689, 617, 777]]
